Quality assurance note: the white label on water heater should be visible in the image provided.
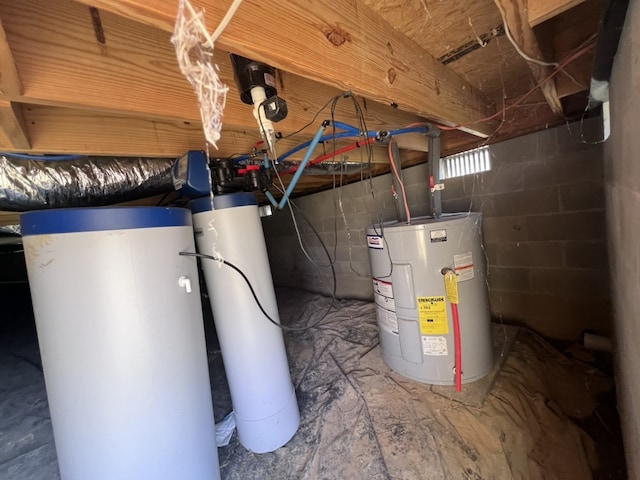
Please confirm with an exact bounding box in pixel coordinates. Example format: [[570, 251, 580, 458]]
[[377, 308, 399, 335], [430, 229, 447, 242], [367, 235, 384, 249], [454, 251, 475, 282], [373, 279, 398, 334], [422, 336, 448, 356]]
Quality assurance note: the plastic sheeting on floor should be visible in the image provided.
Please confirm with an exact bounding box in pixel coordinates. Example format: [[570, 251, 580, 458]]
[[1, 289, 613, 479]]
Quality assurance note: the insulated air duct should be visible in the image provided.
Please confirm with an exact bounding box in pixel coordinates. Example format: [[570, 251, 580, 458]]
[[0, 155, 174, 211]]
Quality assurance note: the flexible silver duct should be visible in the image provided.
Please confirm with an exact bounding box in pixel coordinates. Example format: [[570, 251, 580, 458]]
[[0, 224, 20, 236], [0, 155, 174, 211]]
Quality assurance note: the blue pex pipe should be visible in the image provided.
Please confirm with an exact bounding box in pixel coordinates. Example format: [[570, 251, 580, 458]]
[[329, 121, 360, 134], [234, 125, 428, 165], [387, 126, 429, 136], [277, 131, 375, 163], [264, 190, 278, 208], [278, 126, 327, 209]]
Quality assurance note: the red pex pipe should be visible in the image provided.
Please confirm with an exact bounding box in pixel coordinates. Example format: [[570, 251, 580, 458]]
[[451, 302, 462, 392], [279, 137, 377, 176]]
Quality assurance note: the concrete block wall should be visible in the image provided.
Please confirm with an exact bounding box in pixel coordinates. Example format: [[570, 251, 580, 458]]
[[262, 119, 610, 340], [442, 122, 609, 340], [604, 0, 640, 476], [262, 172, 401, 300]]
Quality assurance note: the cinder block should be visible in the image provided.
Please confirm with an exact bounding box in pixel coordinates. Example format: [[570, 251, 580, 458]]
[[407, 203, 430, 218], [333, 260, 371, 277], [559, 119, 606, 153], [334, 245, 369, 263], [487, 266, 530, 292], [496, 241, 564, 267], [322, 217, 344, 233], [335, 273, 374, 300], [402, 163, 429, 186], [489, 290, 571, 321], [441, 177, 466, 199], [405, 183, 430, 209], [564, 241, 609, 270], [522, 149, 604, 189], [482, 216, 529, 243], [530, 268, 609, 297], [481, 243, 500, 266], [481, 186, 560, 217], [526, 212, 606, 241], [463, 163, 524, 195], [558, 181, 605, 211], [344, 212, 379, 230], [442, 198, 472, 214], [489, 290, 579, 339], [489, 128, 559, 163]]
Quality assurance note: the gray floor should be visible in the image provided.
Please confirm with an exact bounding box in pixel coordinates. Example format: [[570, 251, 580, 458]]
[[1, 289, 618, 479]]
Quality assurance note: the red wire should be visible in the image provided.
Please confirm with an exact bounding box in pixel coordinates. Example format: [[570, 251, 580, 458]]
[[279, 137, 377, 175], [436, 41, 597, 132], [452, 302, 462, 392]]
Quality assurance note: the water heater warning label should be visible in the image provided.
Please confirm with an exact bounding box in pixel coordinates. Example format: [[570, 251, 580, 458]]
[[418, 296, 449, 335], [367, 235, 384, 249], [454, 251, 475, 282], [422, 336, 448, 356], [373, 279, 398, 334]]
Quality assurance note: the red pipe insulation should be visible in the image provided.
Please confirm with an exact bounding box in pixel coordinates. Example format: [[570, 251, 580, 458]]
[[451, 303, 462, 392]]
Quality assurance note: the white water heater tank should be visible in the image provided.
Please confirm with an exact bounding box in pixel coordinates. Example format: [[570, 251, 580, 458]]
[[366, 213, 492, 385]]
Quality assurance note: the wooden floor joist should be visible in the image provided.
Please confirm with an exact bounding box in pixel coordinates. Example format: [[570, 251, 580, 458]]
[[0, 101, 30, 149], [494, 0, 563, 116], [71, 0, 498, 138], [528, 0, 586, 27], [0, 0, 432, 153]]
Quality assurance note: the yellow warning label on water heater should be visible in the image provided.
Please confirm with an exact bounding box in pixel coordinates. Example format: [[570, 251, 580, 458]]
[[418, 296, 449, 335]]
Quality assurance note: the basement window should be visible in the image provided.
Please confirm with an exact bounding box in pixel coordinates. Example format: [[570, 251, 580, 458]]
[[439, 145, 491, 180]]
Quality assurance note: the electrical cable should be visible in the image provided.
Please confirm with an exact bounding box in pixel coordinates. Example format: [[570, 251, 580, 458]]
[[179, 250, 335, 332], [437, 40, 597, 131], [269, 182, 338, 324], [387, 139, 412, 224], [278, 183, 334, 268], [497, 7, 558, 68], [288, 199, 338, 302], [496, 5, 584, 88], [279, 93, 346, 141], [207, 0, 244, 44]]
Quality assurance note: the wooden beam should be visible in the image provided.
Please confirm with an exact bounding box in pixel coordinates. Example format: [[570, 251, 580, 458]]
[[0, 211, 20, 227], [9, 104, 395, 162], [528, 0, 586, 27], [0, 100, 30, 149], [0, 0, 429, 151], [551, 0, 600, 98], [0, 16, 21, 97], [71, 0, 497, 137], [494, 0, 563, 115]]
